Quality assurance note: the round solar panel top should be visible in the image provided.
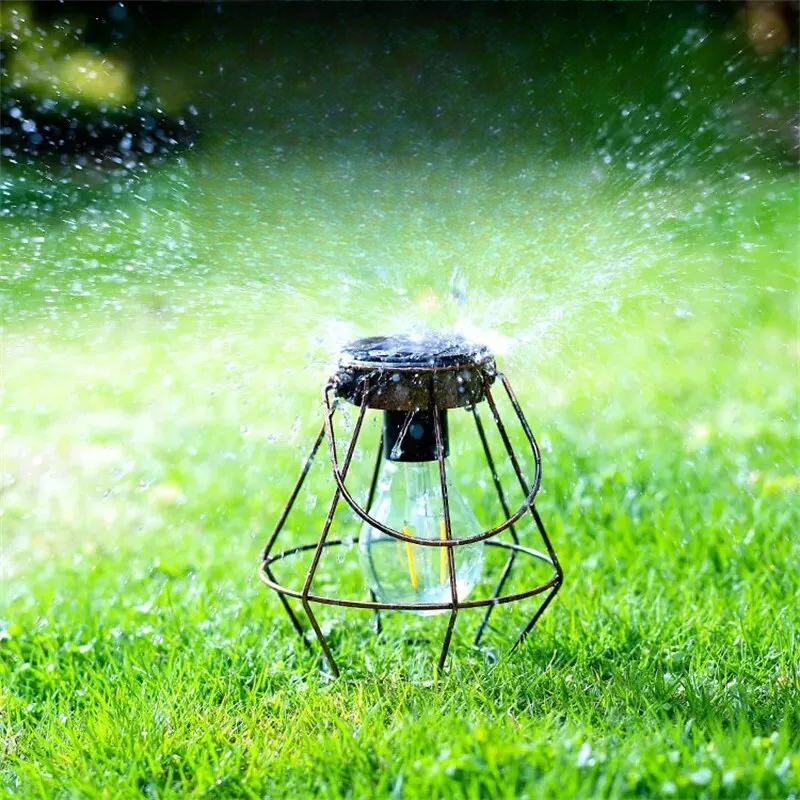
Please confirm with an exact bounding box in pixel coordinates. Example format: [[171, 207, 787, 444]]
[[334, 333, 496, 410], [339, 332, 494, 371]]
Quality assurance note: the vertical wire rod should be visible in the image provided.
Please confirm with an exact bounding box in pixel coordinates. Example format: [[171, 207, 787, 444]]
[[486, 375, 564, 647], [260, 418, 327, 644], [497, 374, 563, 580], [365, 432, 385, 636], [433, 407, 459, 671], [262, 422, 326, 561], [300, 383, 371, 677], [471, 404, 520, 646]]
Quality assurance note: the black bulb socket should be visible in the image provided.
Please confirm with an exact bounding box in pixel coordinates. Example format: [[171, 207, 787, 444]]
[[383, 409, 449, 463]]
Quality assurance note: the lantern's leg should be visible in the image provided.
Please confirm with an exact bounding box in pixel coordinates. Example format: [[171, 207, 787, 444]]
[[511, 587, 559, 651], [470, 405, 519, 646], [511, 507, 561, 651], [301, 392, 370, 678], [484, 377, 563, 649], [365, 433, 385, 637], [496, 375, 563, 583], [434, 409, 459, 672], [261, 423, 326, 643], [264, 564, 307, 644]]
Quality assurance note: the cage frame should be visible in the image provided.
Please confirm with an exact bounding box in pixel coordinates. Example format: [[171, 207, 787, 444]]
[[259, 361, 563, 677]]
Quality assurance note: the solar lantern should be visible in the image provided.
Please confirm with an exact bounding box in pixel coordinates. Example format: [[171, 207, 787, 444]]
[[260, 333, 563, 676]]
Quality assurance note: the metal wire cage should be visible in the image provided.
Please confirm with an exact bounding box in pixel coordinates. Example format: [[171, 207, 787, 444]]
[[259, 334, 563, 676]]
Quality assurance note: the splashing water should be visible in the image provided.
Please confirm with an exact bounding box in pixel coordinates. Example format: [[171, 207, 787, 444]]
[[1, 4, 797, 583]]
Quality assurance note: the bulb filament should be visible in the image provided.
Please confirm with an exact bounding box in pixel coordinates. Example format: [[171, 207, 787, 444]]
[[400, 522, 450, 591], [402, 526, 418, 589]]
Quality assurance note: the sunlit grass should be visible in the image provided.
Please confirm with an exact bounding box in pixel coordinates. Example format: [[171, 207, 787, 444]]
[[2, 4, 799, 793], [3, 158, 798, 797]]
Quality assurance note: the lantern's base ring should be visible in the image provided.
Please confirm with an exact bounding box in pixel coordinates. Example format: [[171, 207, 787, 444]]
[[259, 539, 559, 612]]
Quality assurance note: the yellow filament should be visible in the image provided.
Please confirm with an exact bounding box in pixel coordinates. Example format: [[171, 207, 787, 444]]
[[402, 526, 418, 589], [440, 520, 448, 584]]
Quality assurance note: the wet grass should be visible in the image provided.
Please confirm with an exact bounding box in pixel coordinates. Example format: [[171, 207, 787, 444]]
[[2, 4, 800, 798], [2, 158, 798, 798]]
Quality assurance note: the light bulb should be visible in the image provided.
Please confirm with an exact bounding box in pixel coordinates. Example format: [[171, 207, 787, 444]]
[[358, 459, 484, 615]]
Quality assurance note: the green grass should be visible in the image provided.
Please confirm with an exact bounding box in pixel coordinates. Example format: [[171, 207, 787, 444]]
[[2, 5, 800, 798]]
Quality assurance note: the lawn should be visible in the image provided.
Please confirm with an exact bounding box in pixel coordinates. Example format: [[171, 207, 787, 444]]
[[1, 4, 799, 798]]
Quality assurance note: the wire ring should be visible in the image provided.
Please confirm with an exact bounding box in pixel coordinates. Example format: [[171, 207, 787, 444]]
[[260, 538, 558, 611], [322, 371, 542, 547]]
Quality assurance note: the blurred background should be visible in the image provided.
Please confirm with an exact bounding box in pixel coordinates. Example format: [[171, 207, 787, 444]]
[[2, 0, 798, 626]]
